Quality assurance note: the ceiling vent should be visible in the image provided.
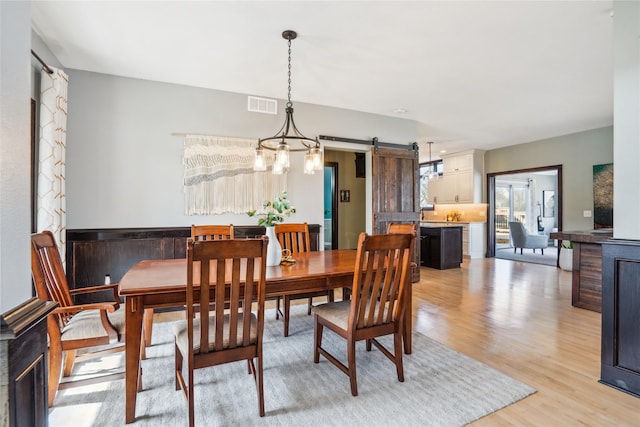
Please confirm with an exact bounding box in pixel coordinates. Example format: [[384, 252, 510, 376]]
[[247, 96, 277, 115]]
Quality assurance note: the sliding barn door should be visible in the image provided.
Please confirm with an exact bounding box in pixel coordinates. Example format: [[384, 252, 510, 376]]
[[371, 144, 421, 283]]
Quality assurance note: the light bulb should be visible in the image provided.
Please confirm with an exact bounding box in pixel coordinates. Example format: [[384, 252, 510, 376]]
[[254, 147, 266, 171], [304, 151, 315, 174], [276, 142, 290, 168]]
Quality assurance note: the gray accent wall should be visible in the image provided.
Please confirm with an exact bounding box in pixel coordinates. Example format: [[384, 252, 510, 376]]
[[485, 126, 613, 231], [65, 70, 416, 231]]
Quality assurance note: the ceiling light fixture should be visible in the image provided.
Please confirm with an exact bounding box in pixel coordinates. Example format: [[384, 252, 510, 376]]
[[254, 30, 322, 175], [423, 141, 438, 180]]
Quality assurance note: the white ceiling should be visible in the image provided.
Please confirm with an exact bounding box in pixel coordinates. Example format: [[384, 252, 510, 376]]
[[31, 1, 614, 161]]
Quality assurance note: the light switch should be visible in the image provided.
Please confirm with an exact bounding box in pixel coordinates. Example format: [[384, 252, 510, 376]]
[[583, 210, 592, 218]]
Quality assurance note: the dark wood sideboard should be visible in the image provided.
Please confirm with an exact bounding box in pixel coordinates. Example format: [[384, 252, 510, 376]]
[[550, 230, 612, 312], [65, 225, 320, 304]]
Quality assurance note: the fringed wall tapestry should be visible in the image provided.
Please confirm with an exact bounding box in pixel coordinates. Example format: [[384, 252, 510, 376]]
[[183, 135, 287, 215]]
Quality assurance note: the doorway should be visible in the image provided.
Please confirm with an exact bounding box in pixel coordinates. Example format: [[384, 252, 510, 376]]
[[487, 165, 562, 265], [324, 162, 338, 250]]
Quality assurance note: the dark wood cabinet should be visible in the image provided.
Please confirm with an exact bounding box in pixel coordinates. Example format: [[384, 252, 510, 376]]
[[65, 226, 320, 303], [420, 226, 462, 270], [550, 230, 612, 313], [1, 298, 57, 427], [601, 240, 640, 398]]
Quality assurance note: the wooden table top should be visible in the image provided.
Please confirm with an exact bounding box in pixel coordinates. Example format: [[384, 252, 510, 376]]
[[119, 249, 357, 296]]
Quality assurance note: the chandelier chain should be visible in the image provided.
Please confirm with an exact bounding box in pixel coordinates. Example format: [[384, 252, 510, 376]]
[[287, 38, 292, 107]]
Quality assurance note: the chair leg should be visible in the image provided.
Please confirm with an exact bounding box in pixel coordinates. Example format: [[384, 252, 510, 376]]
[[48, 343, 63, 407], [284, 296, 291, 337], [520, 248, 523, 254], [513, 247, 516, 254], [541, 248, 544, 255], [276, 296, 281, 320], [533, 248, 536, 253], [175, 343, 182, 391], [188, 359, 195, 427], [307, 297, 313, 315], [256, 355, 265, 417], [313, 316, 323, 364], [348, 339, 358, 396], [366, 339, 372, 351], [63, 349, 76, 377], [394, 331, 405, 383]]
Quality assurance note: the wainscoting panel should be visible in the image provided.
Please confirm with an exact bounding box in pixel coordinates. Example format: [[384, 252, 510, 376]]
[[66, 225, 320, 304], [601, 240, 640, 398]]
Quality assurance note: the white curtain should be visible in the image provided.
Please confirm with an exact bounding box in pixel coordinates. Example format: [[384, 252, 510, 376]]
[[37, 67, 68, 263], [183, 135, 287, 215]]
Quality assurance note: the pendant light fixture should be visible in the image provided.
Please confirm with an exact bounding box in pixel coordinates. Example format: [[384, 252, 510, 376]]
[[254, 30, 323, 175], [424, 141, 438, 180]]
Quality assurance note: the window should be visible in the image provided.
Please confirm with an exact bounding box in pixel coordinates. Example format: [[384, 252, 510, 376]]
[[419, 160, 443, 209]]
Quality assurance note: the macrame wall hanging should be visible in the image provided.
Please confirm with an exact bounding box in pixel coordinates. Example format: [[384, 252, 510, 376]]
[[183, 135, 286, 215]]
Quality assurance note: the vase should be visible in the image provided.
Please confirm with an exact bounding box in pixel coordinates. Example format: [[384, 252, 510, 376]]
[[559, 247, 573, 271], [264, 226, 282, 266]]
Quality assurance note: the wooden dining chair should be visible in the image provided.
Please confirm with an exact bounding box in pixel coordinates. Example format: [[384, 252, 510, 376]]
[[274, 222, 332, 337], [342, 223, 417, 300], [313, 231, 414, 396], [174, 237, 268, 425], [31, 230, 126, 407], [191, 224, 234, 241]]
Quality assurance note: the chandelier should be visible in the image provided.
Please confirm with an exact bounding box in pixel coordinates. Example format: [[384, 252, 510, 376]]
[[254, 30, 323, 175]]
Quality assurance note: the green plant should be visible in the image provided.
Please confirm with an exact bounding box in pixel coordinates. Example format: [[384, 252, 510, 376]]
[[561, 241, 573, 249], [247, 192, 296, 227]]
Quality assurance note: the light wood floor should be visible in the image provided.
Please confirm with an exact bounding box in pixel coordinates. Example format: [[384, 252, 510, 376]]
[[412, 258, 639, 426]]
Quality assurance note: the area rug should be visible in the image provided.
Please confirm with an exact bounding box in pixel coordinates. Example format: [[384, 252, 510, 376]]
[[50, 306, 535, 426], [495, 247, 558, 267]]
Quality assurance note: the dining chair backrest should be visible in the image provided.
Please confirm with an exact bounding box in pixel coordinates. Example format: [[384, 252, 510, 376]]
[[185, 237, 268, 354], [274, 223, 311, 254], [31, 230, 76, 324], [349, 232, 413, 330], [387, 223, 417, 235], [191, 224, 234, 241]]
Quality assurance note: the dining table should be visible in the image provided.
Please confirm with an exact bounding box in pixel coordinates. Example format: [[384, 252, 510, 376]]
[[118, 249, 413, 424]]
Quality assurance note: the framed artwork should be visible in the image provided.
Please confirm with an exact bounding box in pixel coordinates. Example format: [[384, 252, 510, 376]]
[[543, 190, 555, 217], [593, 163, 613, 228]]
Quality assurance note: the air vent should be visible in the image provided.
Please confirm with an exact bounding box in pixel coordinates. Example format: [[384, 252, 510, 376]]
[[247, 96, 277, 115]]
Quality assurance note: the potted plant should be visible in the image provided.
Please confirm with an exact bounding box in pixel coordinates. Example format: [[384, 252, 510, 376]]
[[248, 192, 296, 266], [559, 241, 573, 271]]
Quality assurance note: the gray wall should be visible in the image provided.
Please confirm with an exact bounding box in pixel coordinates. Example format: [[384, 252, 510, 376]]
[[65, 70, 416, 232], [1, 2, 31, 313], [485, 126, 613, 231], [613, 1, 640, 240]]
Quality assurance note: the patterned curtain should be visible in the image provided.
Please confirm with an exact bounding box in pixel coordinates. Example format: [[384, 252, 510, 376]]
[[183, 135, 286, 215], [37, 67, 68, 263]]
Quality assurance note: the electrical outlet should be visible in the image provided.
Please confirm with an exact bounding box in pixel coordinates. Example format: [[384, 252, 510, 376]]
[[583, 210, 592, 218]]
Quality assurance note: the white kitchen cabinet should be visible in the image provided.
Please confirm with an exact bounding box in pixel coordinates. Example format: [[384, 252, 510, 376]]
[[430, 150, 484, 204]]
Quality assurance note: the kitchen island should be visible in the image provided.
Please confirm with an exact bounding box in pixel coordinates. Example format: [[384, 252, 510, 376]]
[[420, 225, 463, 269]]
